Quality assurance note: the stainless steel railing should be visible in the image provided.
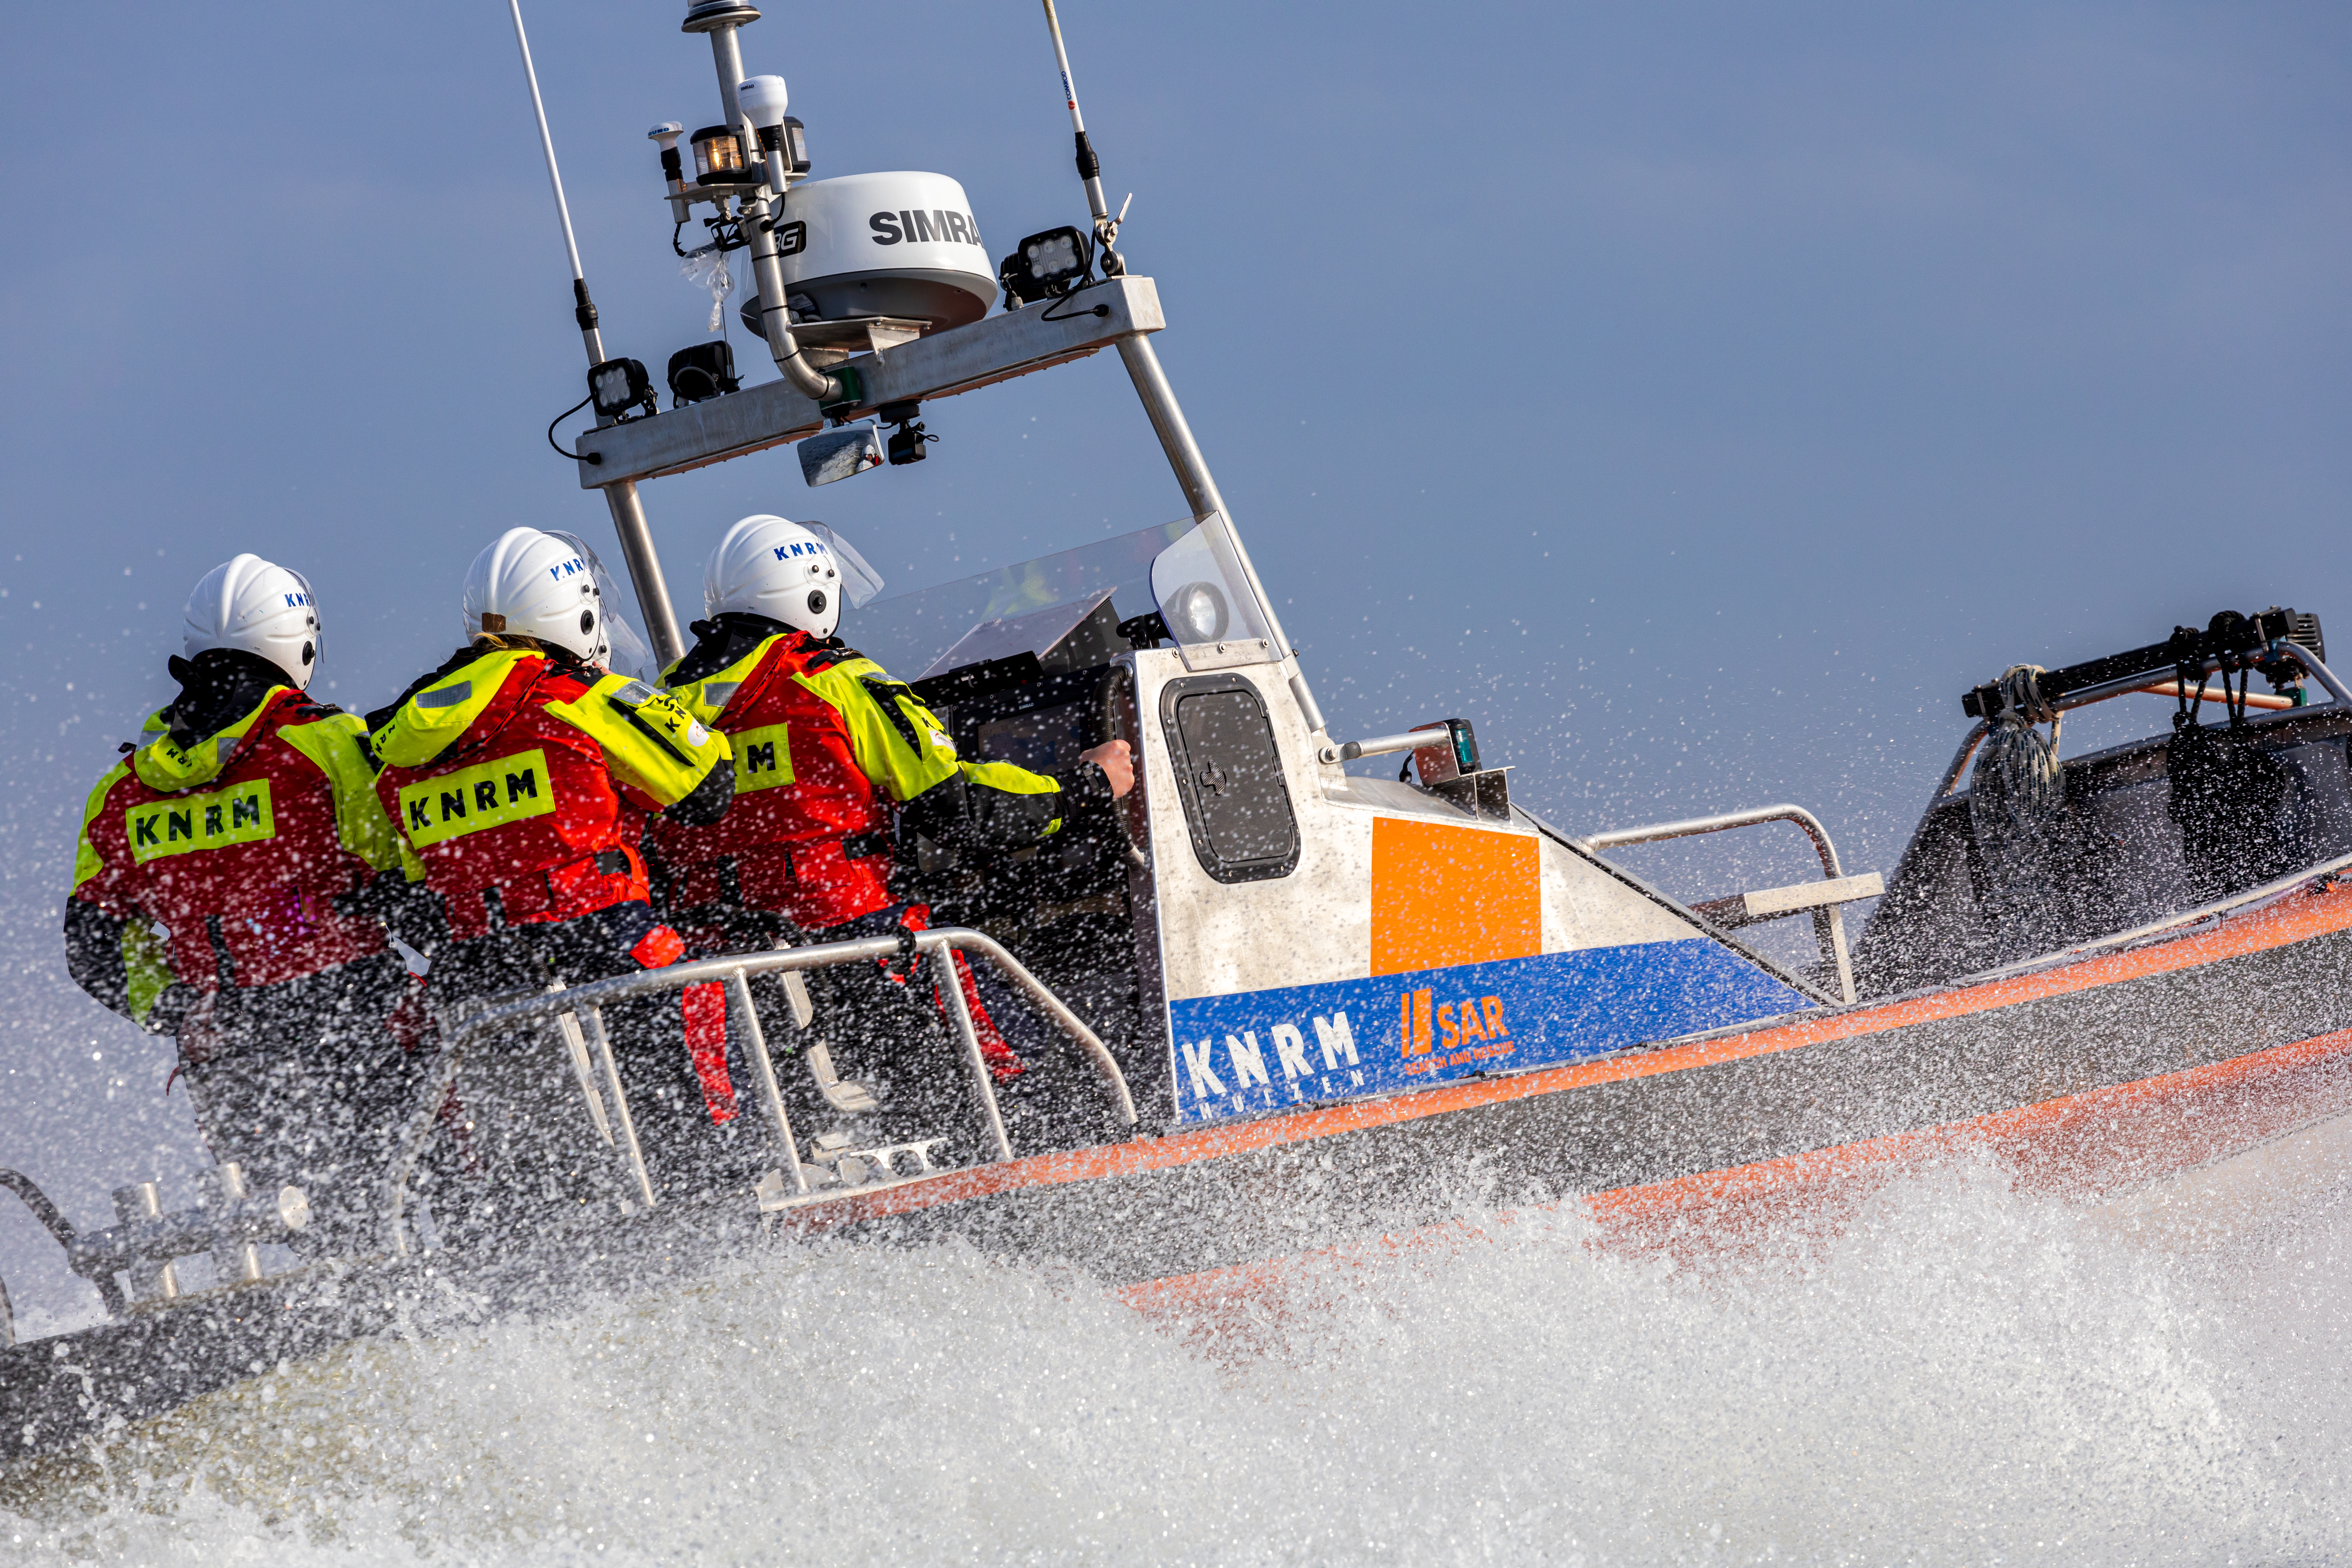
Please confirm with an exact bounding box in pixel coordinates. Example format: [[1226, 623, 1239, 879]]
[[379, 926, 1136, 1255], [1573, 804, 1871, 1003]]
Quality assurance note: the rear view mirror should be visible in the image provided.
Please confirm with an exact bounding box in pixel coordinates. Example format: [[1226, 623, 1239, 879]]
[[799, 424, 885, 487]]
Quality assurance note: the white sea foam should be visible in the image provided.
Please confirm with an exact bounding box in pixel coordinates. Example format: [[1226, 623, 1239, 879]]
[[4, 1154, 2349, 1565]]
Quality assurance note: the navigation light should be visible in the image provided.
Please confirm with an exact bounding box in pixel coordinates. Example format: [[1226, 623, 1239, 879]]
[[691, 125, 748, 184]]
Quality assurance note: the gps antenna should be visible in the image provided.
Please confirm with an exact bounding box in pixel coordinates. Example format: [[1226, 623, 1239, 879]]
[[1039, 0, 1127, 272], [507, 0, 606, 366]]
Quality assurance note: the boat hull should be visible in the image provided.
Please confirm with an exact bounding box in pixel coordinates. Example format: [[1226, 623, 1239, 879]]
[[8, 875, 2351, 1463]]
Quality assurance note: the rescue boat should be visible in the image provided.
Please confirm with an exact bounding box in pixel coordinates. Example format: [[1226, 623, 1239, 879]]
[[8, 0, 2350, 1464]]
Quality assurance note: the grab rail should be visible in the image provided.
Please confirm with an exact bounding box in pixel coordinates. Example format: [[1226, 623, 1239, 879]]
[[1573, 804, 1868, 1003], [0, 1168, 127, 1321], [1579, 803, 1847, 878], [380, 926, 1136, 1256]]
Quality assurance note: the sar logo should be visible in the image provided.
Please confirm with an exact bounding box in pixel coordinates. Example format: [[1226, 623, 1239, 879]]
[[1399, 988, 1433, 1057], [1398, 986, 1511, 1072]]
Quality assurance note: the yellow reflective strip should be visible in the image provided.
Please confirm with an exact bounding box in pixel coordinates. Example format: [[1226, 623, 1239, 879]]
[[395, 748, 556, 848], [796, 664, 958, 805], [125, 779, 276, 865], [121, 921, 173, 1024], [72, 762, 130, 888], [731, 721, 795, 791], [545, 674, 727, 807], [279, 712, 403, 871]]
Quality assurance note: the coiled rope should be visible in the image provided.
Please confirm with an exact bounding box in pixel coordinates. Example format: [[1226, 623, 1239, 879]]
[[1969, 664, 2067, 940]]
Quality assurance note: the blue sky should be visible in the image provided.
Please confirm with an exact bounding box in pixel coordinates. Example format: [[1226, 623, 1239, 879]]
[[1, 2, 2346, 1315]]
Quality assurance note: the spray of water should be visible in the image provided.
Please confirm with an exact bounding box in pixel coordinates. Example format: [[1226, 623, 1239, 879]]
[[2, 1147, 2347, 1565]]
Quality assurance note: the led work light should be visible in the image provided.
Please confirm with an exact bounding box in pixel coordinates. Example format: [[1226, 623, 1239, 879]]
[[998, 225, 1092, 306], [588, 357, 655, 420], [1162, 580, 1229, 644]]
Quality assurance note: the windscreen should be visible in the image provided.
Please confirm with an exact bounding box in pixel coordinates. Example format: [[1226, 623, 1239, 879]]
[[852, 520, 1191, 678]]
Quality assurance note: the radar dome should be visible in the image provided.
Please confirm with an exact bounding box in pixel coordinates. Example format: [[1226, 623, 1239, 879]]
[[770, 171, 995, 331]]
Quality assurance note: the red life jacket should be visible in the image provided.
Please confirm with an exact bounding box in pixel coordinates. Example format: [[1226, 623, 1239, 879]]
[[649, 634, 899, 930], [73, 689, 388, 992], [372, 652, 658, 942]]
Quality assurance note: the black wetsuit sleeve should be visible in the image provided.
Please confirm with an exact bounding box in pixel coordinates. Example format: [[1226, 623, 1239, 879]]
[[897, 767, 1080, 856], [62, 899, 132, 1020], [1046, 760, 1116, 815], [662, 756, 735, 826]]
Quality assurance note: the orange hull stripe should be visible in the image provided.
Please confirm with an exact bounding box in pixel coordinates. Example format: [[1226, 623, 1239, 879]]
[[1591, 1022, 2352, 1225], [1119, 1024, 2352, 1314], [776, 880, 2352, 1237]]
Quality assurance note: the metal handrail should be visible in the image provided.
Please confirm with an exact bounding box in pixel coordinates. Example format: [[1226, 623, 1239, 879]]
[[380, 926, 1136, 1256], [2278, 642, 2352, 707], [0, 1168, 127, 1320], [1872, 641, 2352, 989], [1315, 731, 1432, 766], [1577, 802, 1846, 878], [1573, 804, 1862, 1003]]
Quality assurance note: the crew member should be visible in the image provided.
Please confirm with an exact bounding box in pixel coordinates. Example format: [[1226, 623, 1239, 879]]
[[648, 514, 1132, 1146], [65, 554, 418, 1241], [368, 527, 734, 1205]]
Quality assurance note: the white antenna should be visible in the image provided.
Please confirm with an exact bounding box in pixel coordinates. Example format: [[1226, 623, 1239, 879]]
[[507, 0, 606, 366], [1040, 0, 1123, 259]]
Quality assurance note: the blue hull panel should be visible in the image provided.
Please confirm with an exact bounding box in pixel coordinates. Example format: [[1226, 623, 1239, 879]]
[[1165, 939, 1811, 1124]]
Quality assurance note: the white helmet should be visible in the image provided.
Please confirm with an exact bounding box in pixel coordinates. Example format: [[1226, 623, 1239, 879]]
[[462, 527, 611, 666], [182, 554, 320, 689], [702, 514, 885, 640]]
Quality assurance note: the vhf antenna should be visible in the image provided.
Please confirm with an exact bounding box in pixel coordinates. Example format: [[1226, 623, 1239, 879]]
[[1040, 0, 1127, 273], [507, 0, 605, 366], [503, 0, 686, 668]]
